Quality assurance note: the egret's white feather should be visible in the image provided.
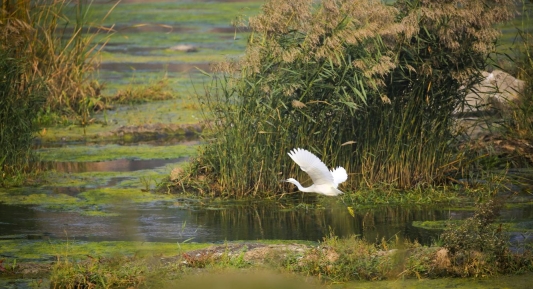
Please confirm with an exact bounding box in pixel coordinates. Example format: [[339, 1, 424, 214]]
[[288, 148, 333, 185], [331, 166, 348, 185], [285, 148, 348, 196]]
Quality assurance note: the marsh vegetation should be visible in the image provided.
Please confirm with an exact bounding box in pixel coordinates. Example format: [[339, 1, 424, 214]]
[[2, 0, 533, 287], [0, 0, 108, 185], [174, 0, 533, 200]]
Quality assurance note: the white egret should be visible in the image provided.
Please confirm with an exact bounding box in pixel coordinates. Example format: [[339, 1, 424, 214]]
[[284, 148, 348, 196]]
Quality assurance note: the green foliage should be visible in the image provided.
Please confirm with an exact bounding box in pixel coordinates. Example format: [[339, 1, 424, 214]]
[[0, 47, 45, 185], [439, 199, 533, 277], [442, 199, 506, 254], [281, 231, 416, 282], [180, 0, 515, 197], [403, 246, 441, 278]]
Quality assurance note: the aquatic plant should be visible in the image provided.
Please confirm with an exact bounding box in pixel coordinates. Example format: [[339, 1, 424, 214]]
[[0, 48, 45, 185], [0, 0, 114, 184], [177, 0, 515, 197], [106, 73, 177, 104], [415, 199, 533, 277], [439, 199, 508, 276], [7, 0, 113, 122]]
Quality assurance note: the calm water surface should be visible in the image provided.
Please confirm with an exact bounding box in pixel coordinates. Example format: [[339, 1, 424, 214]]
[[1, 200, 533, 245]]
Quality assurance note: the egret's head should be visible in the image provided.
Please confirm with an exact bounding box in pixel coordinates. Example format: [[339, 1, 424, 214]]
[[283, 178, 300, 185]]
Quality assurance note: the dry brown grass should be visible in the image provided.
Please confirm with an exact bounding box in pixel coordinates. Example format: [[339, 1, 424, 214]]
[[1, 0, 114, 120]]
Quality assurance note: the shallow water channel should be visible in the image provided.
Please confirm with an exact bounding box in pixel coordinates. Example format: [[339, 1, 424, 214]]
[[2, 197, 533, 245], [0, 195, 446, 244], [2, 147, 533, 246]]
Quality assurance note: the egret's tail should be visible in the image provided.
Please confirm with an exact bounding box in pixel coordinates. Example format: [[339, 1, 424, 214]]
[[331, 167, 348, 185]]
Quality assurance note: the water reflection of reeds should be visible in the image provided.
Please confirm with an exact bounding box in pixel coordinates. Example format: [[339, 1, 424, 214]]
[[2, 201, 533, 244], [188, 203, 453, 244]]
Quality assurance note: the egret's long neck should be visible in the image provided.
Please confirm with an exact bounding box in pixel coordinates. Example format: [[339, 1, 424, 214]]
[[285, 178, 313, 192]]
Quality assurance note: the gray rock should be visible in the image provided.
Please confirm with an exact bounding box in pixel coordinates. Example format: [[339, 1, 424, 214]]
[[169, 44, 199, 52], [459, 70, 525, 115]]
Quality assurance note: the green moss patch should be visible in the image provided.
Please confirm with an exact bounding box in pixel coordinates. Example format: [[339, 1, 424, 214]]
[[78, 187, 173, 205]]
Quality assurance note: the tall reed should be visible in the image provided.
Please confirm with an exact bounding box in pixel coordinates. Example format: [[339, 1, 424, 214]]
[[0, 49, 45, 182], [3, 0, 112, 121], [0, 0, 112, 184], [179, 0, 515, 197], [505, 1, 533, 140]]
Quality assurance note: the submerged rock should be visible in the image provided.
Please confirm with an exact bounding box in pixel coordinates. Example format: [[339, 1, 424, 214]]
[[169, 44, 199, 52]]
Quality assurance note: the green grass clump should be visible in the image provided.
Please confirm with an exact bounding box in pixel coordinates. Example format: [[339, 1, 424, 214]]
[[49, 242, 253, 288], [106, 75, 177, 104], [0, 49, 45, 186], [293, 234, 398, 281], [174, 0, 516, 198], [439, 199, 512, 276], [50, 255, 180, 288]]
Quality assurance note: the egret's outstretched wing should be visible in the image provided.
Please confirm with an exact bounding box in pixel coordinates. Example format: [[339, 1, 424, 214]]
[[288, 148, 333, 185], [331, 166, 347, 186]]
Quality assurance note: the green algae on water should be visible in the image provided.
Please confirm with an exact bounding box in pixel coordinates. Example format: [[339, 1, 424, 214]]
[[78, 187, 174, 205], [37, 143, 197, 162], [0, 239, 210, 262], [0, 186, 177, 216], [0, 189, 80, 208], [413, 220, 533, 233], [82, 1, 262, 28]]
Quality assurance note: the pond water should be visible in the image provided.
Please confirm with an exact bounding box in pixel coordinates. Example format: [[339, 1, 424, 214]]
[[2, 192, 533, 245], [10, 137, 533, 247]]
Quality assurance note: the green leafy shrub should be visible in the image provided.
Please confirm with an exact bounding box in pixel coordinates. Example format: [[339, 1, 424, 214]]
[[439, 199, 526, 277], [290, 233, 397, 282]]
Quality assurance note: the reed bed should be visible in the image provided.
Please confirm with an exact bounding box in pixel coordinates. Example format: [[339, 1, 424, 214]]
[[0, 0, 112, 184], [176, 0, 517, 197]]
